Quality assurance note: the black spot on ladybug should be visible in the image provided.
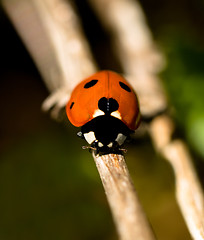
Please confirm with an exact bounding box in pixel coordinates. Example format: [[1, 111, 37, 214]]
[[119, 81, 131, 92], [98, 97, 119, 114], [84, 79, 98, 89], [70, 102, 75, 109]]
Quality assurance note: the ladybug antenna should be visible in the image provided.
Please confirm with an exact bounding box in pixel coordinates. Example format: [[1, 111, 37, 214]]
[[119, 148, 128, 153], [82, 145, 97, 151]]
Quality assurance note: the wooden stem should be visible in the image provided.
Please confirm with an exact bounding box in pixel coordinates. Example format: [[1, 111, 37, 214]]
[[163, 141, 204, 240], [92, 153, 156, 240], [150, 115, 204, 240]]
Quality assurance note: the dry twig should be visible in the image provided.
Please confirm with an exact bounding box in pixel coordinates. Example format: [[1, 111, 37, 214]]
[[2, 0, 97, 117], [93, 153, 156, 240], [150, 115, 204, 240]]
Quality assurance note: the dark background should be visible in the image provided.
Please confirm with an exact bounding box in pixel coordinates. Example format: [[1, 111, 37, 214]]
[[0, 0, 204, 239]]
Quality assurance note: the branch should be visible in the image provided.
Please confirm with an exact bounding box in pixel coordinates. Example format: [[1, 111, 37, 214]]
[[2, 0, 97, 116], [150, 115, 204, 240], [92, 153, 156, 240]]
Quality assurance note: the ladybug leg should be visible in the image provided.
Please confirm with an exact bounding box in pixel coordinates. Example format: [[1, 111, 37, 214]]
[[119, 147, 128, 153], [82, 145, 97, 153], [81, 141, 99, 154]]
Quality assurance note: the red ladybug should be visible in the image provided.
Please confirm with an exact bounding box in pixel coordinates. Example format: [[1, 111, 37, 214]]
[[66, 70, 140, 154]]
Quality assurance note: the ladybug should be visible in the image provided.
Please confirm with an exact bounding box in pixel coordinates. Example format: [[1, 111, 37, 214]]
[[66, 70, 140, 154]]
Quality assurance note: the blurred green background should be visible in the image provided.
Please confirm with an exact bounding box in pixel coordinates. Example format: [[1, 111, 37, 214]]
[[0, 0, 204, 239]]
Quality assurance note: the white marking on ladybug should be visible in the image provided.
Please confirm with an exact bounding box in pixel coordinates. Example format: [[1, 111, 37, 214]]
[[107, 142, 113, 148], [115, 133, 127, 145], [84, 131, 96, 144], [98, 142, 104, 147], [111, 110, 122, 120], [93, 109, 105, 118]]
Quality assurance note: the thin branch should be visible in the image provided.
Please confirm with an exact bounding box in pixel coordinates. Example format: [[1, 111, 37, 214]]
[[92, 153, 156, 240], [150, 115, 204, 240], [2, 0, 97, 116], [164, 141, 204, 240]]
